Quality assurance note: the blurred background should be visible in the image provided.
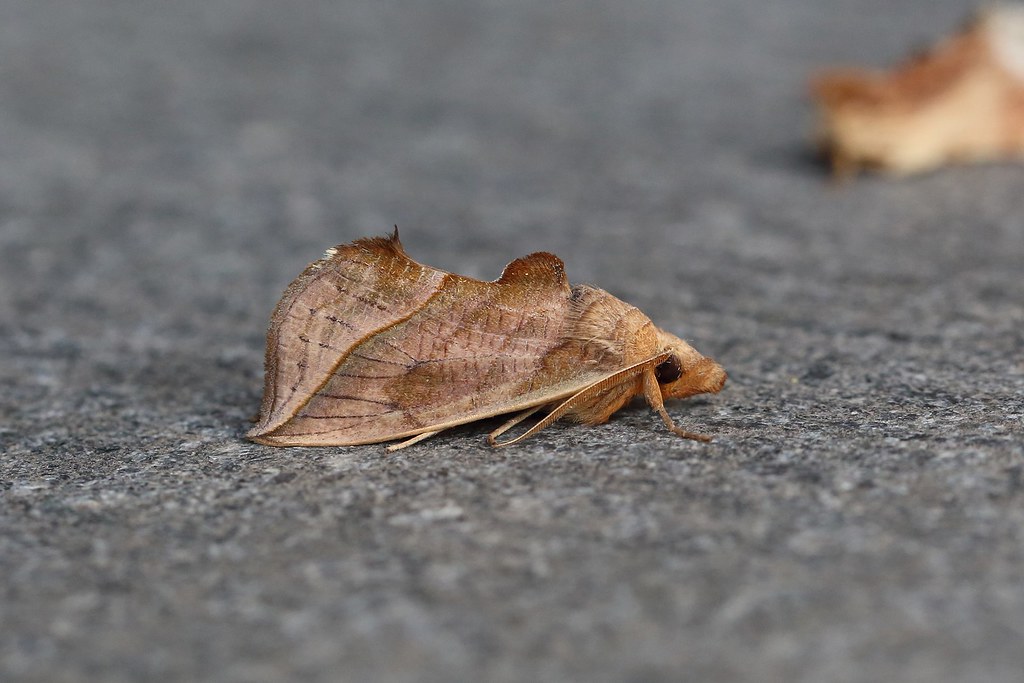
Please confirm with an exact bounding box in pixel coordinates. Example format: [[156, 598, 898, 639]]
[[0, 0, 978, 324], [3, 1, 1023, 682]]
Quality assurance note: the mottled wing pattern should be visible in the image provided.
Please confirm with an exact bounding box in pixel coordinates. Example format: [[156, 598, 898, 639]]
[[257, 250, 612, 445], [249, 234, 447, 438]]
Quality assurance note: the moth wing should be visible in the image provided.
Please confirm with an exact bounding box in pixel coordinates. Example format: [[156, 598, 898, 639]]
[[252, 251, 614, 446], [249, 232, 448, 438], [258, 363, 609, 446]]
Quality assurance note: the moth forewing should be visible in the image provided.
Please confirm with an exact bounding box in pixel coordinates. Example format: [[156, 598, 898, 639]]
[[248, 232, 726, 448]]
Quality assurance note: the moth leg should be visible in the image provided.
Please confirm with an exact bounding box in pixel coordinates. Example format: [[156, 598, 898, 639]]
[[490, 354, 671, 448], [641, 368, 713, 443], [487, 405, 546, 446], [386, 429, 443, 452]]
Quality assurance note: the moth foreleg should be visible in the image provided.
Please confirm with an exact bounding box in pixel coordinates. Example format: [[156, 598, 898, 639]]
[[386, 429, 443, 452], [641, 368, 713, 443]]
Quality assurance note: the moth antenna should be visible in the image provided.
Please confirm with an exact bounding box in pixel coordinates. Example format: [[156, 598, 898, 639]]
[[489, 353, 671, 447]]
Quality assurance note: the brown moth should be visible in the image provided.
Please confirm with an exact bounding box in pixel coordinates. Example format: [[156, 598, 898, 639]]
[[248, 230, 726, 450], [810, 6, 1024, 177]]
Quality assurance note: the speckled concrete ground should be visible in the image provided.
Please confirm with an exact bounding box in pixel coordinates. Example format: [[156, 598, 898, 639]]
[[2, 1, 1023, 681]]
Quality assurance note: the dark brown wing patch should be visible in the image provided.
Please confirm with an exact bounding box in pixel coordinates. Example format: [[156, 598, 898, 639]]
[[496, 252, 569, 292]]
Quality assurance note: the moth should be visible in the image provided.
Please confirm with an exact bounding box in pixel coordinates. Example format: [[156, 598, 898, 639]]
[[810, 6, 1024, 176], [248, 230, 726, 450]]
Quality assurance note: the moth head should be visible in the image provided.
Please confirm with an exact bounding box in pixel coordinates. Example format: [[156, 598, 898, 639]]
[[654, 329, 727, 399]]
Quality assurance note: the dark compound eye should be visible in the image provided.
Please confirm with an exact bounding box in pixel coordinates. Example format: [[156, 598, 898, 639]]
[[655, 355, 682, 384]]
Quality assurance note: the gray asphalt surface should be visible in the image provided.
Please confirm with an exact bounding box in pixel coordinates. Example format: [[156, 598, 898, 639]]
[[2, 1, 1023, 681]]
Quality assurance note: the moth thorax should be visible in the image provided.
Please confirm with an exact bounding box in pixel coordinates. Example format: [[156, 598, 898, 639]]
[[621, 310, 660, 364]]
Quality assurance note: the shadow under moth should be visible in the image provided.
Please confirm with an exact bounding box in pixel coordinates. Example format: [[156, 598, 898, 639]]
[[248, 230, 726, 450]]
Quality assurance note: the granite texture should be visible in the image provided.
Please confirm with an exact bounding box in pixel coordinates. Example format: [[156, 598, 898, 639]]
[[2, 1, 1022, 681]]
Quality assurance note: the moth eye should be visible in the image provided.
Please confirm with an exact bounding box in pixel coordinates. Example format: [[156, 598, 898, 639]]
[[655, 355, 682, 384]]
